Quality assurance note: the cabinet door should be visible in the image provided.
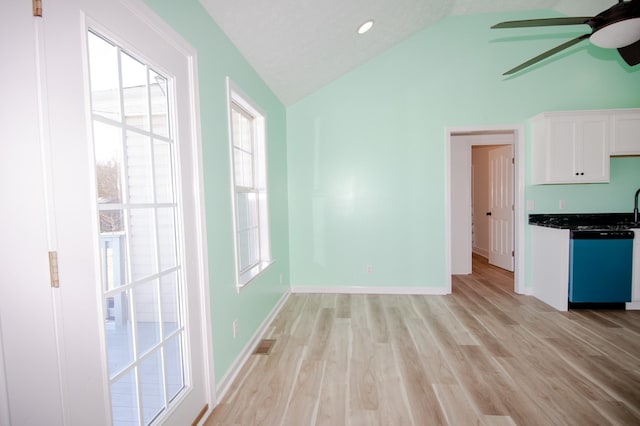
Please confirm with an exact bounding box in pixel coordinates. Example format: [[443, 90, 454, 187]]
[[578, 116, 609, 182], [532, 111, 611, 184], [610, 111, 640, 155], [546, 117, 578, 182]]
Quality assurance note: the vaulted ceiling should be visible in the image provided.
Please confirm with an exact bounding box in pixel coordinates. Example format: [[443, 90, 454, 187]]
[[200, 0, 613, 105]]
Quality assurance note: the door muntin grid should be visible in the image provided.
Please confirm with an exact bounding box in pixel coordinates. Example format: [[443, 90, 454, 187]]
[[88, 30, 187, 425]]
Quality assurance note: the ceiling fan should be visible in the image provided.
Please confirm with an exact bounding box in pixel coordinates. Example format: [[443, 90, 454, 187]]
[[492, 0, 640, 75]]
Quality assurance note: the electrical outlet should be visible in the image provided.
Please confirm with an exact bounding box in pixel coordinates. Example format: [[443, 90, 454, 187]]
[[559, 199, 566, 210], [280, 273, 283, 284], [232, 319, 238, 338], [527, 200, 535, 211], [366, 265, 373, 274]]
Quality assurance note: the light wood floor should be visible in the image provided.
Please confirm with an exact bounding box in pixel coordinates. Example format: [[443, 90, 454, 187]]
[[205, 255, 640, 425]]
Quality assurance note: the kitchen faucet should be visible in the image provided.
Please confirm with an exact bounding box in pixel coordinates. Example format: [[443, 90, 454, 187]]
[[635, 187, 640, 224]]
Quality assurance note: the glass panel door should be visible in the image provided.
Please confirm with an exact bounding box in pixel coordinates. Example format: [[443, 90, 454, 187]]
[[88, 31, 186, 425]]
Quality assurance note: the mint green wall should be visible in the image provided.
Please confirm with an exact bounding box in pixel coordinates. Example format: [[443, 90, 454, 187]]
[[287, 11, 640, 290], [144, 0, 290, 384], [527, 157, 640, 213]]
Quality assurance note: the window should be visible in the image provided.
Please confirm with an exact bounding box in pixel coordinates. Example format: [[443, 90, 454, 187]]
[[227, 78, 272, 286]]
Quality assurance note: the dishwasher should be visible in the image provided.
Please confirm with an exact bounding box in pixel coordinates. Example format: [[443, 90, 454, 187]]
[[569, 229, 634, 307]]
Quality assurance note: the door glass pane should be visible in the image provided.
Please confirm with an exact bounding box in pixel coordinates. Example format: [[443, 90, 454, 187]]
[[129, 208, 157, 281], [126, 131, 153, 204], [105, 290, 134, 377], [139, 351, 164, 424], [153, 141, 173, 203], [101, 232, 126, 290], [100, 208, 125, 235], [164, 336, 184, 401], [88, 30, 189, 425], [149, 69, 169, 138], [134, 280, 160, 355], [121, 52, 149, 131], [160, 272, 180, 338], [88, 33, 120, 122], [111, 369, 139, 426], [157, 207, 177, 271], [94, 121, 123, 204]]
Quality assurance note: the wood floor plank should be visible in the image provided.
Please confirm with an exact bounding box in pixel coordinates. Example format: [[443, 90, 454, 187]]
[[336, 293, 351, 319], [386, 306, 448, 424], [590, 399, 640, 425], [315, 320, 349, 426], [406, 317, 457, 386], [365, 295, 389, 343], [205, 256, 640, 425], [269, 294, 307, 337], [349, 326, 378, 411], [433, 384, 483, 425], [305, 307, 335, 361], [596, 310, 640, 334], [371, 342, 414, 425], [495, 355, 611, 426], [281, 359, 325, 425]]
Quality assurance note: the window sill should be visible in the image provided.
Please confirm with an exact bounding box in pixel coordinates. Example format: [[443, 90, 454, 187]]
[[237, 260, 274, 289]]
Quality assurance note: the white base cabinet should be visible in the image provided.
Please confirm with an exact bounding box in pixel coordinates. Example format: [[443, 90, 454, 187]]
[[626, 229, 640, 310], [531, 226, 639, 311], [530, 226, 570, 311]]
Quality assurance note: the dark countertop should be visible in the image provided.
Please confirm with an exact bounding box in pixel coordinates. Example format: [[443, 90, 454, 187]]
[[529, 213, 640, 230]]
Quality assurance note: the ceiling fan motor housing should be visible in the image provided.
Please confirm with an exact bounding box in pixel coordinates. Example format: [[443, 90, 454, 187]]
[[589, 0, 640, 48]]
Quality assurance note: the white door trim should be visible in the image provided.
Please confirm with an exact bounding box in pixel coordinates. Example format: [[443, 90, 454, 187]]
[[445, 124, 527, 295]]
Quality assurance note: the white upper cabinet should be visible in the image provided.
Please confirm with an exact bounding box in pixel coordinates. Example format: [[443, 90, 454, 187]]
[[531, 111, 610, 184], [610, 109, 640, 156]]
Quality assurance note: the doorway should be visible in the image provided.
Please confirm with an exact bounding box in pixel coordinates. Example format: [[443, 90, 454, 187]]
[[445, 126, 526, 295]]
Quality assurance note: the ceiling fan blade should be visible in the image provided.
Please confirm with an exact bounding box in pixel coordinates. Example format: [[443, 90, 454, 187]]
[[503, 34, 590, 75], [492, 17, 593, 29], [618, 38, 640, 65]]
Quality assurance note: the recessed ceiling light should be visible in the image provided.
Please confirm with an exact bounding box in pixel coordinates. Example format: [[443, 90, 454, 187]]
[[357, 20, 374, 35]]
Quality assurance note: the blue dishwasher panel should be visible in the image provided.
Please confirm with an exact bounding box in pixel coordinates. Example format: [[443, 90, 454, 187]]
[[569, 238, 633, 303]]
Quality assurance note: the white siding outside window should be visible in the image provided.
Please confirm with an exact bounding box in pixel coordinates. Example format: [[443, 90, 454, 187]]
[[227, 78, 272, 287]]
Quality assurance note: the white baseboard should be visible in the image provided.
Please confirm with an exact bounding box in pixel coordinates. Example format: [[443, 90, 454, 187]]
[[291, 285, 449, 295], [626, 301, 640, 310], [214, 290, 291, 404], [520, 287, 534, 296], [472, 247, 489, 258]]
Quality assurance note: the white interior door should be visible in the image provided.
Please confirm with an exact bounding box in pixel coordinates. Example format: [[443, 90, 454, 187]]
[[39, 0, 210, 424], [488, 145, 514, 271]]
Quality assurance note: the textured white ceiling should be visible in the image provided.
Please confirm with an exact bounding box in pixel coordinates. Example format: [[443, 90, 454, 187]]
[[200, 0, 612, 105]]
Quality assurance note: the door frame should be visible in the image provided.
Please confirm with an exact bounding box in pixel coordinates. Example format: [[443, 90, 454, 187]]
[[86, 0, 218, 419], [444, 124, 527, 295], [44, 0, 216, 422]]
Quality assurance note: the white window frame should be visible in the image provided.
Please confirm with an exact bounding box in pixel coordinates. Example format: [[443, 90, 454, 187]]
[[226, 77, 272, 288]]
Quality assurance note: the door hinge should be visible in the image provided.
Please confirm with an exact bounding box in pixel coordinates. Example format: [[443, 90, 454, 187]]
[[512, 250, 515, 257], [33, 0, 42, 17], [512, 157, 515, 164], [49, 251, 59, 288]]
